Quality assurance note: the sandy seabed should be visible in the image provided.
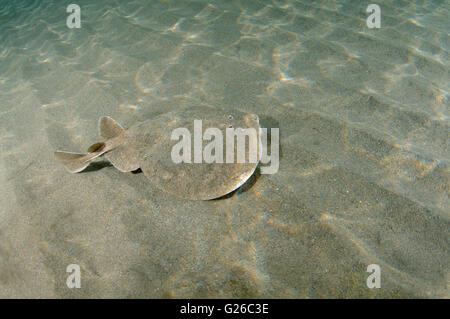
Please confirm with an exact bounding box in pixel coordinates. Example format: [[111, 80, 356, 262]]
[[0, 0, 448, 298]]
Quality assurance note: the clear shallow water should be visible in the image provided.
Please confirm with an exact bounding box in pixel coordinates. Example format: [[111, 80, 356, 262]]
[[0, 0, 448, 298]]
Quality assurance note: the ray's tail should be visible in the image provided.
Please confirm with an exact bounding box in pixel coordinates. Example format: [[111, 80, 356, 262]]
[[54, 142, 106, 173]]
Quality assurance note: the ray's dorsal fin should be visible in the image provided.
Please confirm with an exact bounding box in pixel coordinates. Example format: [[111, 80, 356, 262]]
[[99, 116, 125, 139], [97, 116, 139, 172]]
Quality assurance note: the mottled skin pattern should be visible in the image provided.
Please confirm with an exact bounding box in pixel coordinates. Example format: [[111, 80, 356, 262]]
[[134, 106, 261, 200]]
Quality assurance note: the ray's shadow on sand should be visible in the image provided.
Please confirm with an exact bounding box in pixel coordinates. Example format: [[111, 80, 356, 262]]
[[80, 161, 113, 173], [212, 166, 261, 200]]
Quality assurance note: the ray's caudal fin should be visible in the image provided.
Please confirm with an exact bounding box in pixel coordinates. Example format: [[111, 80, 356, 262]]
[[54, 116, 125, 173], [54, 142, 107, 173]]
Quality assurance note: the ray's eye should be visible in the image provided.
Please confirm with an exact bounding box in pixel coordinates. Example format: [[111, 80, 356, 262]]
[[228, 115, 233, 120], [228, 124, 233, 128]]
